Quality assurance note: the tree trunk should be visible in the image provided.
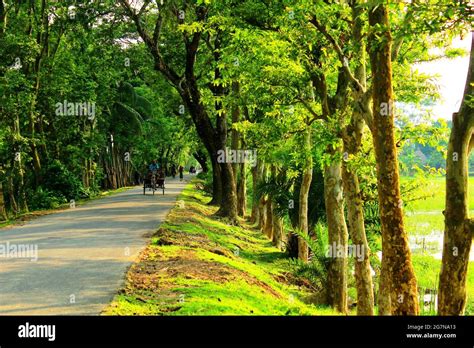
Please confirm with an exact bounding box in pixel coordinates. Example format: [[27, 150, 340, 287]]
[[27, 0, 49, 187], [261, 164, 273, 237], [324, 151, 348, 313], [209, 104, 237, 218], [209, 155, 222, 205], [438, 31, 474, 316], [342, 156, 374, 315], [216, 161, 238, 220], [193, 150, 208, 173], [258, 165, 267, 231], [272, 215, 283, 249], [378, 254, 392, 315], [28, 85, 42, 187], [297, 167, 311, 261], [30, 140, 42, 186], [335, 0, 377, 314], [120, 2, 237, 219], [297, 128, 312, 262], [258, 197, 267, 230], [237, 161, 247, 217], [338, 3, 374, 315], [210, 38, 238, 220], [13, 113, 28, 213], [231, 82, 240, 179], [163, 145, 171, 176], [264, 191, 274, 240], [0, 182, 7, 221], [368, 4, 419, 315], [271, 165, 283, 248], [7, 175, 18, 215], [83, 158, 89, 188], [342, 115, 374, 315], [250, 160, 261, 224], [15, 158, 28, 213]]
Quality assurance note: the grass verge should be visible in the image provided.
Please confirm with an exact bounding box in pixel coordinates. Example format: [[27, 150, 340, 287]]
[[103, 180, 336, 316]]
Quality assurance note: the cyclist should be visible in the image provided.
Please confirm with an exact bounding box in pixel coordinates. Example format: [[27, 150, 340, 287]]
[[148, 159, 160, 173]]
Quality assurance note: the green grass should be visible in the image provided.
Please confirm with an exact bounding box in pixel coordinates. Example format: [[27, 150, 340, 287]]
[[104, 176, 474, 315], [104, 180, 336, 316]]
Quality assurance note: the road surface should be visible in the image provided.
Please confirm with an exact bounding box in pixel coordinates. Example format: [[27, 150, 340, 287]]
[[0, 178, 187, 315]]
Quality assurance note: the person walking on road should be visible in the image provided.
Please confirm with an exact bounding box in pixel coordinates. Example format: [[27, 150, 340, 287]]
[[171, 164, 177, 178], [178, 165, 184, 181]]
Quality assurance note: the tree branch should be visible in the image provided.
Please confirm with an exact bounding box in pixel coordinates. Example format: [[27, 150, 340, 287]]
[[152, 12, 163, 46], [309, 16, 365, 94], [297, 97, 326, 123], [119, 0, 181, 86], [138, 0, 151, 17]]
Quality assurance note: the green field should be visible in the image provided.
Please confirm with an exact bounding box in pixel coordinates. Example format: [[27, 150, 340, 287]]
[[402, 176, 474, 315], [403, 176, 473, 238], [404, 176, 474, 212]]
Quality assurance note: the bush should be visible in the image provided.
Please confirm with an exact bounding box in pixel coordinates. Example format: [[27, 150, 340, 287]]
[[27, 187, 66, 210], [26, 160, 92, 210], [41, 160, 89, 200]]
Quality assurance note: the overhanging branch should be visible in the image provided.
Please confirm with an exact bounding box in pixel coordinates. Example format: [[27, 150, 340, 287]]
[[310, 16, 365, 94], [119, 0, 181, 86]]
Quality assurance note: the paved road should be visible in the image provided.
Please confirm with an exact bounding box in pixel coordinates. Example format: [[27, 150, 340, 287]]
[[0, 178, 187, 315]]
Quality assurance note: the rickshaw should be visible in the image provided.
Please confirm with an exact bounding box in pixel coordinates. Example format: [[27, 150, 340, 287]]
[[143, 169, 165, 195]]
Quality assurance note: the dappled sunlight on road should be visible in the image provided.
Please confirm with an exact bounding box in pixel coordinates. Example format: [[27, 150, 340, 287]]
[[0, 178, 188, 315]]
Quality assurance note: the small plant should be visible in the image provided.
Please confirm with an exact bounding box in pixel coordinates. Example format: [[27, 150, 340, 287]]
[[289, 222, 330, 294]]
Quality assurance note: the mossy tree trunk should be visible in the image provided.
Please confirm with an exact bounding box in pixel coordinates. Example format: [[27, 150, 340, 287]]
[[298, 128, 312, 262], [324, 147, 348, 313], [368, 4, 418, 315], [342, 126, 374, 315], [339, 2, 374, 315]]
